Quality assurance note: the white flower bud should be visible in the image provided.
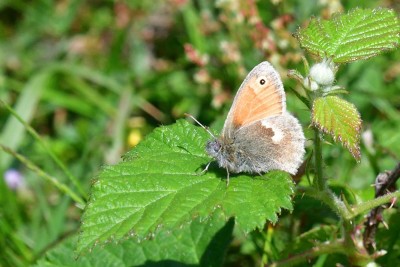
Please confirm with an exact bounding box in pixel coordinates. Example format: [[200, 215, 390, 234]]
[[309, 60, 335, 86]]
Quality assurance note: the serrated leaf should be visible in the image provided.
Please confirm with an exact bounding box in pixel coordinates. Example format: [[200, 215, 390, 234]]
[[312, 96, 361, 161], [35, 210, 234, 266], [296, 8, 400, 63], [78, 119, 295, 253]]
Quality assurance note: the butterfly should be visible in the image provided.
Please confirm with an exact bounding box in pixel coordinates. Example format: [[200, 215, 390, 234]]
[[197, 61, 305, 183]]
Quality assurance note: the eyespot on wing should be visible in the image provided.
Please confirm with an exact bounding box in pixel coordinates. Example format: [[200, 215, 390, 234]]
[[229, 62, 286, 128]]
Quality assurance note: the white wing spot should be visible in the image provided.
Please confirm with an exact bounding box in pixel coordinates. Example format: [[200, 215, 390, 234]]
[[261, 120, 284, 143]]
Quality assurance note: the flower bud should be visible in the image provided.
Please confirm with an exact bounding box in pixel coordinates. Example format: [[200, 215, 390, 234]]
[[309, 60, 335, 86]]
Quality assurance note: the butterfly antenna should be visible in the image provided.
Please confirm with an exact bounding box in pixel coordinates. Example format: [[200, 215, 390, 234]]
[[184, 113, 216, 138]]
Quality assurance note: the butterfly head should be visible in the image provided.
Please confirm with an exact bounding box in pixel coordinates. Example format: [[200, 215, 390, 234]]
[[206, 138, 222, 158]]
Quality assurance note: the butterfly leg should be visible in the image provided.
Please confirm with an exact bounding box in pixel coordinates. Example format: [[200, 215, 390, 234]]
[[197, 161, 212, 176], [225, 167, 230, 186]]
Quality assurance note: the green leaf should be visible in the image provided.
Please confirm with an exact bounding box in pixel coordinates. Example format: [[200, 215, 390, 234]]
[[35, 210, 234, 266], [322, 87, 348, 97], [296, 8, 400, 63], [312, 96, 361, 161], [78, 120, 294, 253]]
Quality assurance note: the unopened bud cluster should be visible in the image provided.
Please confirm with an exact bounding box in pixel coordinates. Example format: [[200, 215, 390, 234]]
[[304, 58, 336, 91]]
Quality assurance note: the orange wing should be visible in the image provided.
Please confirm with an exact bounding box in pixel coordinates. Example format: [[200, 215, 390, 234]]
[[223, 61, 286, 135]]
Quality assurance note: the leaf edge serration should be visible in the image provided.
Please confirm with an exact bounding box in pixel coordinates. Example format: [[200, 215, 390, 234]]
[[311, 96, 362, 161], [77, 120, 296, 254]]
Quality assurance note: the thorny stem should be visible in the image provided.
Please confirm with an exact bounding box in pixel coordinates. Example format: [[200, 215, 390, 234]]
[[298, 179, 400, 221], [301, 123, 361, 263], [296, 186, 351, 219], [296, 150, 400, 264], [363, 162, 400, 251], [352, 191, 400, 218], [287, 60, 400, 265]]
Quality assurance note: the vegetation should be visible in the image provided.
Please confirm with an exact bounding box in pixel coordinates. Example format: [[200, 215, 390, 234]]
[[1, 1, 400, 266]]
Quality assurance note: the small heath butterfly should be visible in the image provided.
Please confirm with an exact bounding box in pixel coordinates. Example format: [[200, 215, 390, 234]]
[[202, 61, 305, 182]]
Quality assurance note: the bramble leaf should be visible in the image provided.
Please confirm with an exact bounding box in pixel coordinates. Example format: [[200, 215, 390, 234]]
[[296, 8, 400, 63], [312, 96, 362, 161], [35, 210, 234, 266], [78, 120, 295, 253]]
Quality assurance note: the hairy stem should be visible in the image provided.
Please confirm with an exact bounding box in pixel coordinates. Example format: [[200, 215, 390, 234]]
[[313, 128, 325, 191], [296, 186, 400, 221], [296, 186, 351, 219], [351, 191, 400, 218]]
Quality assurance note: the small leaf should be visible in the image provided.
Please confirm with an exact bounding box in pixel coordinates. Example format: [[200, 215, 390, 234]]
[[78, 120, 295, 253], [296, 8, 400, 63], [35, 210, 234, 266], [322, 86, 348, 97], [312, 96, 362, 161]]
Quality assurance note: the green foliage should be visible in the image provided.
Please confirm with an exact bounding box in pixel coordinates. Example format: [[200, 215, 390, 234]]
[[36, 210, 234, 266], [1, 1, 400, 266], [375, 212, 400, 266], [78, 120, 294, 253], [283, 225, 339, 257], [312, 96, 362, 161], [296, 8, 400, 63], [0, 71, 51, 169]]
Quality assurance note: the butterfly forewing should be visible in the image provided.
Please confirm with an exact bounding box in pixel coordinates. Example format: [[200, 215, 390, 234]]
[[223, 62, 286, 136]]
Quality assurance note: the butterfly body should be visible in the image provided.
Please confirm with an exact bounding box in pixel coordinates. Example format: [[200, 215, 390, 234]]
[[206, 61, 305, 176]]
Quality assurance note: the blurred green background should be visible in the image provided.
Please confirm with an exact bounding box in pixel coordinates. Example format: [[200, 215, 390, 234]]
[[0, 0, 399, 266]]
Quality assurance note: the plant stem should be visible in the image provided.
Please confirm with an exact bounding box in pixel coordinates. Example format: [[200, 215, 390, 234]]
[[300, 125, 361, 262], [296, 186, 351, 219], [350, 191, 400, 219], [313, 128, 325, 191], [297, 185, 400, 220], [311, 127, 354, 223]]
